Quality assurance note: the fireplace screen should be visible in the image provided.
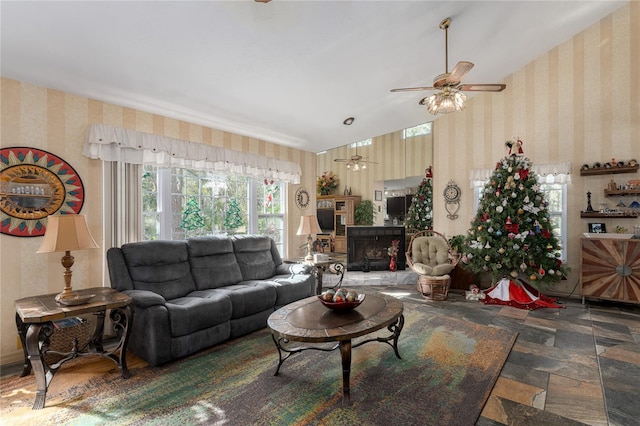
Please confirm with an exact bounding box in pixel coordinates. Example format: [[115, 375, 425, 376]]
[[347, 226, 406, 271]]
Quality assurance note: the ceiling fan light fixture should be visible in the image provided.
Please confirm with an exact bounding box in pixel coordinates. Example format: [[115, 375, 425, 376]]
[[420, 88, 466, 115], [343, 117, 355, 125]]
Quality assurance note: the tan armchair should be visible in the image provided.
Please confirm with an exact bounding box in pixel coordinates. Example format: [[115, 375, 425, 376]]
[[407, 230, 460, 300]]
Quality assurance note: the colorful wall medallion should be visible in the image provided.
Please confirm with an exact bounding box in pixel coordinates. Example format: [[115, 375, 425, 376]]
[[0, 147, 85, 237]]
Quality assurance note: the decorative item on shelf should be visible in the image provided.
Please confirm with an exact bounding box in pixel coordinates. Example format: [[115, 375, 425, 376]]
[[36, 214, 99, 305], [584, 191, 595, 212], [317, 171, 339, 195], [581, 164, 590, 171], [630, 159, 638, 167], [588, 223, 607, 233], [297, 215, 322, 261], [608, 178, 617, 191]]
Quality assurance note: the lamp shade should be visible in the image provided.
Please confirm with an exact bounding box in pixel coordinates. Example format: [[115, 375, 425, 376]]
[[296, 215, 322, 236], [37, 214, 99, 253]]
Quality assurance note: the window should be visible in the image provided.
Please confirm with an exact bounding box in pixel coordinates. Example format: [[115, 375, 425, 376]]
[[142, 165, 286, 254], [403, 122, 432, 138], [350, 138, 372, 148], [473, 182, 567, 260]]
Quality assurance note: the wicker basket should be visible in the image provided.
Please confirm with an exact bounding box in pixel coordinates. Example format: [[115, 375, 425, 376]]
[[417, 274, 451, 301], [46, 314, 95, 363]]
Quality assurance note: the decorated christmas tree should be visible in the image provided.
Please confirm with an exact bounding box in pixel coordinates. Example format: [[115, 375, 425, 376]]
[[180, 197, 205, 231], [224, 198, 244, 233], [405, 167, 433, 230], [460, 139, 569, 309]]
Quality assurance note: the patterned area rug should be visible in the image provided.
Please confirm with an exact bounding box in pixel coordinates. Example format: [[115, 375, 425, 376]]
[[1, 301, 517, 426]]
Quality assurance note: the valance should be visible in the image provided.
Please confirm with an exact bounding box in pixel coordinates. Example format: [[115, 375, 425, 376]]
[[469, 161, 572, 188], [83, 124, 302, 184]]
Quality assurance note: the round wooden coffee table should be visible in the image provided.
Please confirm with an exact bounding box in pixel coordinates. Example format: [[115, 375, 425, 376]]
[[267, 292, 404, 405]]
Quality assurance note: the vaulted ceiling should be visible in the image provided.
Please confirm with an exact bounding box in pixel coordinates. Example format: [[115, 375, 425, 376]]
[[0, 1, 627, 153]]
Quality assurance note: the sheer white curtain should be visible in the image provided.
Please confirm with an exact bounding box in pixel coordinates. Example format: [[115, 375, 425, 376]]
[[83, 124, 302, 183], [469, 161, 572, 188]]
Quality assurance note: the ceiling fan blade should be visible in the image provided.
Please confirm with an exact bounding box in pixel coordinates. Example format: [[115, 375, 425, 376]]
[[459, 83, 507, 92], [447, 61, 474, 84], [390, 86, 436, 93], [334, 159, 349, 162]]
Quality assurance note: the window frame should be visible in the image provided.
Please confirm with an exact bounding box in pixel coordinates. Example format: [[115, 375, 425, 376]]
[[142, 165, 286, 254]]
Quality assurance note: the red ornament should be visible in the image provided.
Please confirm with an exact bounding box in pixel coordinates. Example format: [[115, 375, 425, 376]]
[[541, 229, 551, 238]]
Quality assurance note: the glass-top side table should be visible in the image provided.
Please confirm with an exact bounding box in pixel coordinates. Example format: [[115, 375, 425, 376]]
[[14, 287, 133, 409]]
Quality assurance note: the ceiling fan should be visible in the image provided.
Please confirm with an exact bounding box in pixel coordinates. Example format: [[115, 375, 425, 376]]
[[334, 146, 378, 171], [390, 18, 506, 114]]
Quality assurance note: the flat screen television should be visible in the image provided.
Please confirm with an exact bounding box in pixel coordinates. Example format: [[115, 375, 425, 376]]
[[317, 210, 334, 233]]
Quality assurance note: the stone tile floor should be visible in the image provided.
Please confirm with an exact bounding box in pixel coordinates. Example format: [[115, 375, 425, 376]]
[[336, 271, 640, 426]]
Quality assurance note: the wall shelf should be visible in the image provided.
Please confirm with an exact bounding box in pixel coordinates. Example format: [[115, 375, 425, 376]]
[[580, 164, 638, 176], [580, 212, 638, 219], [604, 189, 640, 197]]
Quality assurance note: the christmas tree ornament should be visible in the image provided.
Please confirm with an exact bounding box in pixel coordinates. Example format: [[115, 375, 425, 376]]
[[496, 230, 503, 236], [510, 270, 519, 278], [224, 198, 245, 233], [181, 197, 206, 231], [498, 247, 505, 254], [485, 255, 491, 261], [538, 268, 545, 276], [530, 274, 537, 281], [520, 261, 527, 271], [478, 225, 483, 231], [484, 242, 491, 249], [513, 244, 520, 250]]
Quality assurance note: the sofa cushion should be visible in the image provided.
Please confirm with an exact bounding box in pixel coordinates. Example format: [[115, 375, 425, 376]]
[[232, 235, 277, 280], [187, 236, 243, 289], [269, 274, 315, 306], [121, 240, 196, 300], [210, 282, 277, 319], [166, 291, 232, 337]]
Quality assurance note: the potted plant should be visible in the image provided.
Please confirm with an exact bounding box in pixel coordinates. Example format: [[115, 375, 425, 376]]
[[354, 200, 375, 225]]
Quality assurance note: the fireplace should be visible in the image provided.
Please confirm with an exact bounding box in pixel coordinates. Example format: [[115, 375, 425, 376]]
[[346, 226, 406, 271]]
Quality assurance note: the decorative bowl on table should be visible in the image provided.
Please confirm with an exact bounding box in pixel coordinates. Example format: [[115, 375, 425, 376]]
[[318, 289, 365, 311]]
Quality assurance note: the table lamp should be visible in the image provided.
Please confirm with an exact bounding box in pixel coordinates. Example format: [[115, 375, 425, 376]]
[[37, 214, 99, 304], [297, 215, 322, 261]]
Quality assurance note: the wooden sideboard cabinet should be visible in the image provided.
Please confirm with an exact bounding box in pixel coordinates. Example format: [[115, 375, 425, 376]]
[[580, 237, 640, 304]]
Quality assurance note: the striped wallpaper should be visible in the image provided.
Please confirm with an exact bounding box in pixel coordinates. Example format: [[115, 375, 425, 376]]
[[0, 78, 317, 364], [432, 2, 639, 292]]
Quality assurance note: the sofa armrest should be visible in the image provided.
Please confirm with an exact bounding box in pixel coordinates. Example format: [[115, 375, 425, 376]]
[[124, 289, 167, 308], [276, 263, 312, 276]]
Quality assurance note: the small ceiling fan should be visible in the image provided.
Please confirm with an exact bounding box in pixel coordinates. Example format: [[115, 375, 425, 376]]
[[334, 146, 378, 171], [390, 18, 506, 114]]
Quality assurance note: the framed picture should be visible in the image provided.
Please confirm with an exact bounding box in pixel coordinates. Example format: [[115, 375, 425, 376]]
[[374, 190, 382, 201], [588, 223, 607, 234]]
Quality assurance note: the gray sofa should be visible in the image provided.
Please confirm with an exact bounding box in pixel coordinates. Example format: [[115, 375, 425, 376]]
[[107, 235, 314, 366]]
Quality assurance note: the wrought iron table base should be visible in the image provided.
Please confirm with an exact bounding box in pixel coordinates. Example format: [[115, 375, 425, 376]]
[[15, 306, 132, 409], [271, 314, 404, 406]]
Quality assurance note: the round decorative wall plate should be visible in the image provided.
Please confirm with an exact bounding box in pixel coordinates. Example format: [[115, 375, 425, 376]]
[[295, 187, 310, 209], [0, 147, 85, 237]]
